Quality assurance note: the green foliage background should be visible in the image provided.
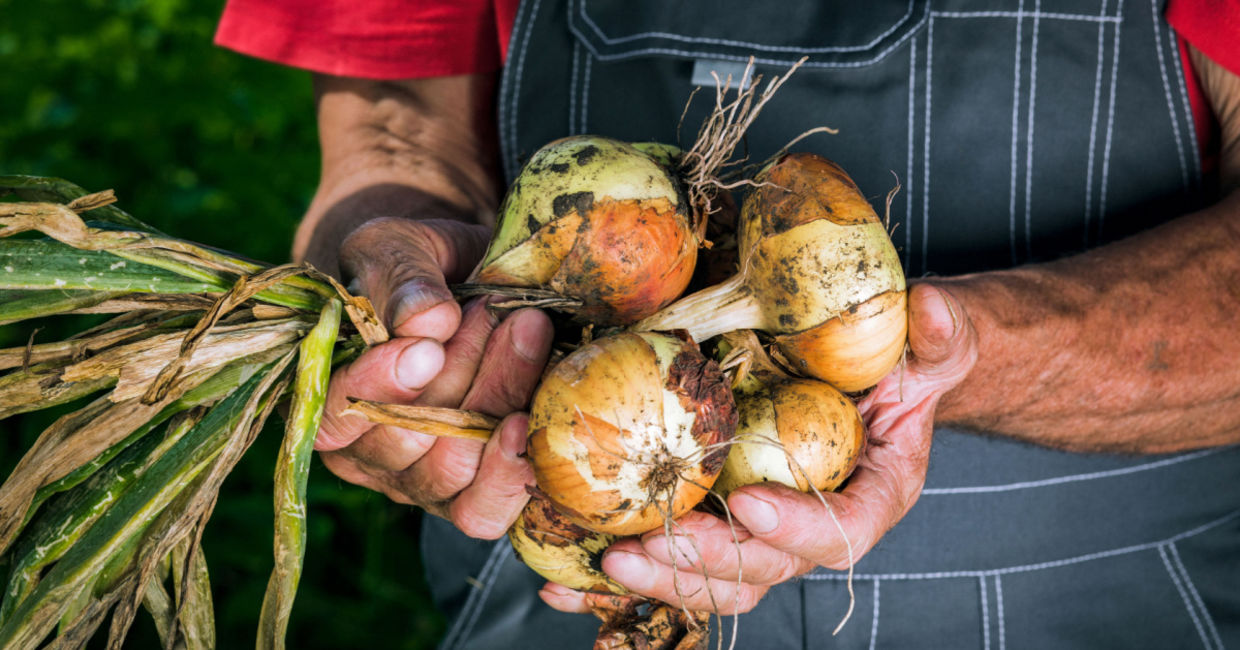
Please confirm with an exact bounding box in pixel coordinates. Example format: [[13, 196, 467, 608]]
[[0, 0, 445, 646]]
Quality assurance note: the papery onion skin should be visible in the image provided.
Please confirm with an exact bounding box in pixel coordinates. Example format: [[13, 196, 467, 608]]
[[636, 153, 908, 392], [508, 492, 625, 594], [742, 153, 907, 391], [470, 136, 698, 325], [527, 332, 737, 536], [713, 377, 865, 497]]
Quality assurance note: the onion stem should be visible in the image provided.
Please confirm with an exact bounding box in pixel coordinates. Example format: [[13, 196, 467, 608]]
[[632, 274, 762, 342]]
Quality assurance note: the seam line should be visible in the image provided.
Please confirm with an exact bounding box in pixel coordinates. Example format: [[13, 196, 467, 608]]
[[1149, 0, 1190, 191], [439, 540, 508, 649], [980, 576, 991, 650], [1098, 0, 1125, 236], [1168, 543, 1225, 649], [922, 449, 1220, 495], [800, 508, 1240, 580], [1160, 544, 1212, 649], [578, 0, 916, 52]]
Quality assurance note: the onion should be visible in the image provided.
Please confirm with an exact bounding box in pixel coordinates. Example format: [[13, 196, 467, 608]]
[[527, 331, 737, 536], [713, 379, 865, 497], [468, 136, 699, 325], [508, 492, 625, 594], [711, 331, 865, 496], [636, 153, 907, 392]]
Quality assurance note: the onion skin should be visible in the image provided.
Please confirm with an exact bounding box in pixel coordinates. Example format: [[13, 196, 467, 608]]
[[743, 154, 907, 391], [528, 332, 737, 536], [471, 136, 698, 325], [508, 492, 625, 594], [713, 377, 865, 497], [636, 153, 907, 392]]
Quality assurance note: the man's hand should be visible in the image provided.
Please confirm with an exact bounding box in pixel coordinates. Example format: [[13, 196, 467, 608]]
[[311, 217, 553, 539], [540, 283, 975, 614]]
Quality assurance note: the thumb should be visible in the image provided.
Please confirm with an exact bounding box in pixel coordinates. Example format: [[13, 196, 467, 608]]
[[340, 217, 491, 342], [907, 283, 971, 367]]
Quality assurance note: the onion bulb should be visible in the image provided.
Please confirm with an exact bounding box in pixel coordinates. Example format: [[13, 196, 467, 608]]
[[713, 380, 865, 497], [711, 331, 865, 496], [636, 153, 907, 392], [468, 136, 699, 325], [508, 492, 625, 594], [527, 331, 737, 536]]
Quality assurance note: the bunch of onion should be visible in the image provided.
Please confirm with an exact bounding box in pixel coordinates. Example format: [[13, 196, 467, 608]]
[[636, 153, 908, 392], [461, 60, 813, 328]]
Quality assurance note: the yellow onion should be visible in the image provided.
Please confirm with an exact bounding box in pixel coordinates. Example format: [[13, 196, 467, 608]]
[[713, 379, 865, 497], [469, 136, 699, 325], [508, 492, 625, 594], [636, 153, 907, 392], [528, 332, 737, 536]]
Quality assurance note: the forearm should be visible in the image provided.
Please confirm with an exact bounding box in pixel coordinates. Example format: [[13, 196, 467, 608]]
[[935, 189, 1240, 453], [294, 74, 502, 275]]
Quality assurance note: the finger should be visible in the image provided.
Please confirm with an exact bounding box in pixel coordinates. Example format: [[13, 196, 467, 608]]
[[729, 398, 934, 572], [315, 336, 445, 451], [415, 297, 500, 408], [447, 414, 537, 539], [538, 582, 595, 614], [386, 309, 549, 504], [459, 307, 554, 415], [602, 540, 769, 615], [637, 511, 809, 587], [340, 217, 490, 341]]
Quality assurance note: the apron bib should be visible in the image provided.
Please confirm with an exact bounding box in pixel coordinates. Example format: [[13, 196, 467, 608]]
[[426, 0, 1240, 647]]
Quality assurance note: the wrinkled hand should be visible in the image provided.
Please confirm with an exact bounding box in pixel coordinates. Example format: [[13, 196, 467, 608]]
[[314, 217, 554, 539], [542, 283, 977, 614]]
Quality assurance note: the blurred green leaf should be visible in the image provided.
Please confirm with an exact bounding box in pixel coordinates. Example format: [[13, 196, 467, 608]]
[[0, 0, 446, 647]]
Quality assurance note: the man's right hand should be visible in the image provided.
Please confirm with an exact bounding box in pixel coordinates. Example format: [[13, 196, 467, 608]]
[[312, 217, 553, 539]]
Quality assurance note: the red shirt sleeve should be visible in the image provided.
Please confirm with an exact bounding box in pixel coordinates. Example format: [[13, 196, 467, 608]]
[[214, 0, 518, 79], [1167, 0, 1240, 76]]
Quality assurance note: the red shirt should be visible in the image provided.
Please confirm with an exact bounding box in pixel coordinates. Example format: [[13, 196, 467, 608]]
[[216, 0, 1236, 155]]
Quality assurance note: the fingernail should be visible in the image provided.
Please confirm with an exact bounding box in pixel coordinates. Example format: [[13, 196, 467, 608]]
[[734, 493, 779, 535], [605, 550, 654, 591], [389, 279, 453, 327], [395, 339, 444, 390], [501, 419, 528, 456]]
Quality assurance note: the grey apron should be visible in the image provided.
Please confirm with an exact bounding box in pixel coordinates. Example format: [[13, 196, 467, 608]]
[[425, 0, 1240, 647]]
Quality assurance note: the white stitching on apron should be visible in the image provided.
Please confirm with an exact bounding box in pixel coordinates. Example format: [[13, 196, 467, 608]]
[[577, 0, 917, 53], [935, 11, 1121, 22], [906, 35, 918, 275], [1149, 0, 1191, 192], [566, 1, 930, 69], [439, 539, 509, 650], [1163, 16, 1203, 186], [921, 448, 1221, 494], [1159, 544, 1214, 649], [1023, 0, 1043, 262], [1098, 0, 1127, 236], [581, 54, 593, 133], [994, 575, 1006, 650], [569, 40, 581, 135], [979, 575, 991, 650], [801, 507, 1240, 579], [922, 17, 934, 276], [868, 578, 882, 650], [1168, 543, 1226, 650], [1009, 0, 1026, 266], [501, 0, 544, 180], [1084, 0, 1110, 248]]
